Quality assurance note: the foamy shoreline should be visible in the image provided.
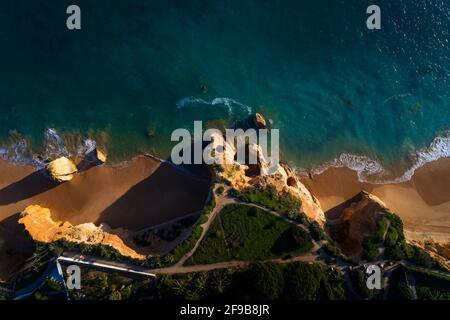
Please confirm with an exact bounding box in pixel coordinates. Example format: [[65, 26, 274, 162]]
[[303, 134, 450, 185], [3, 127, 450, 186], [301, 157, 450, 245]]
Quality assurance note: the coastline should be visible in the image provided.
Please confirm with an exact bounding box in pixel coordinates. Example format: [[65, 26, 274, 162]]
[[0, 155, 210, 280], [300, 157, 450, 244], [1, 143, 450, 280], [0, 155, 210, 229], [1, 150, 449, 243]]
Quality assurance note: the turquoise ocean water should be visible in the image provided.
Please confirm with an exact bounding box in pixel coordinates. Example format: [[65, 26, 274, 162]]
[[1, 0, 450, 181]]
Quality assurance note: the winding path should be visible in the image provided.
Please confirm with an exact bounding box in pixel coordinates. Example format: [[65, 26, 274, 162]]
[[149, 185, 322, 274]]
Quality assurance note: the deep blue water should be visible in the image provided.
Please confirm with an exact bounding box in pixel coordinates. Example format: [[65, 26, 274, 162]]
[[1, 0, 450, 179]]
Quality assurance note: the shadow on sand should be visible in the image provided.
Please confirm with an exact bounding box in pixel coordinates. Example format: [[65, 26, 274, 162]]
[[0, 170, 60, 206], [0, 213, 34, 252], [97, 159, 211, 230]]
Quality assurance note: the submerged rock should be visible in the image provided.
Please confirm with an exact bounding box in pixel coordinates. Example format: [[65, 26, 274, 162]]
[[46, 157, 78, 182]]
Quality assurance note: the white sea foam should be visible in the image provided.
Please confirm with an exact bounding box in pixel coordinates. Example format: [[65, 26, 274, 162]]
[[397, 135, 450, 183], [0, 134, 40, 167], [176, 96, 252, 115], [77, 138, 97, 155], [43, 128, 70, 160], [0, 128, 101, 168], [311, 134, 450, 184], [2, 127, 450, 184], [312, 153, 386, 182]]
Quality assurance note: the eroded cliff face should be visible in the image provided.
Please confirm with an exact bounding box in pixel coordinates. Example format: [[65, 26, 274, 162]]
[[19, 205, 145, 260], [205, 116, 326, 226], [412, 240, 450, 270], [327, 191, 388, 256]]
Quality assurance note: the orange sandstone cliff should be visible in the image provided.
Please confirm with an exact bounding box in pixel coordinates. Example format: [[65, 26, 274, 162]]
[[19, 205, 145, 260]]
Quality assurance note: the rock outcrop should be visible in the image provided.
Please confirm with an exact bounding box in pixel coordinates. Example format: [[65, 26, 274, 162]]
[[327, 191, 389, 256], [46, 157, 78, 182], [206, 128, 326, 226], [87, 148, 107, 164], [253, 112, 267, 129], [19, 205, 145, 260]]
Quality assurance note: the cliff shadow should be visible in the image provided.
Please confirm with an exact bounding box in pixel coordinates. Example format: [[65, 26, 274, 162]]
[[324, 191, 364, 221], [97, 159, 211, 230], [0, 213, 34, 281], [0, 170, 59, 206]]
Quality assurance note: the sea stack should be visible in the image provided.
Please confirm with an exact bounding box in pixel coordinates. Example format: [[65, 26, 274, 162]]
[[253, 112, 267, 129], [94, 148, 107, 164], [86, 147, 107, 165], [46, 156, 78, 182]]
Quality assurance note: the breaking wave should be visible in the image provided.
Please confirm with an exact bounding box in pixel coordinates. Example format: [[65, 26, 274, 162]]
[[176, 96, 252, 115], [311, 134, 450, 184], [0, 128, 100, 168], [1, 127, 450, 185]]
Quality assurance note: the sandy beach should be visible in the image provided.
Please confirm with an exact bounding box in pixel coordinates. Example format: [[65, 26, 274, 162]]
[[0, 156, 210, 280], [1, 152, 450, 280], [0, 157, 210, 228], [301, 158, 450, 244]]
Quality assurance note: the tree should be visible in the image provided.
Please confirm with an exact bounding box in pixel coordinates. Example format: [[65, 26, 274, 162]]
[[107, 290, 122, 300], [309, 221, 325, 241], [385, 244, 405, 261], [397, 282, 415, 300], [283, 262, 322, 300], [243, 262, 284, 300]]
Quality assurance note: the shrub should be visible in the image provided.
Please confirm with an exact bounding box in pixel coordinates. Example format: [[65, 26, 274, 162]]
[[309, 221, 326, 241], [236, 185, 301, 214], [241, 262, 285, 300], [282, 262, 323, 300], [216, 186, 225, 194]]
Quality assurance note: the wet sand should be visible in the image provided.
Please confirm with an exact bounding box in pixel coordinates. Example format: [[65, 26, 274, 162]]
[[301, 158, 450, 244]]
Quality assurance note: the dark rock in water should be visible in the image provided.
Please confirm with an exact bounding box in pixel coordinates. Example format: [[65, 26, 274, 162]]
[[234, 112, 268, 131], [86, 148, 107, 164], [77, 148, 107, 172], [147, 127, 156, 138], [253, 112, 267, 129]]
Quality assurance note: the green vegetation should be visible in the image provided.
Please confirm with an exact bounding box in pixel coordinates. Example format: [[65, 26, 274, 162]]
[[153, 186, 217, 267], [347, 268, 382, 299], [349, 269, 370, 298], [362, 212, 402, 261], [159, 269, 234, 300], [66, 268, 153, 300], [233, 185, 301, 214], [216, 186, 225, 194], [406, 267, 450, 300], [158, 261, 345, 300], [188, 204, 313, 265], [321, 241, 349, 263], [416, 287, 450, 300], [165, 226, 203, 265], [26, 185, 221, 269], [362, 211, 441, 269], [40, 240, 143, 266], [32, 278, 66, 300], [309, 221, 326, 241], [282, 262, 345, 300], [386, 267, 415, 300], [236, 262, 285, 299]]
